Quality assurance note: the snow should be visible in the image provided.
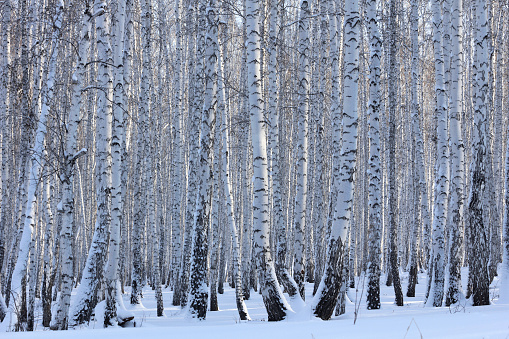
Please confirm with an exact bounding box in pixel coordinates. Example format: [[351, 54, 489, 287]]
[[3, 270, 509, 338]]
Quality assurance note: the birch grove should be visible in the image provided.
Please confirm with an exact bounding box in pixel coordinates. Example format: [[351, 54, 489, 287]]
[[0, 0, 508, 331]]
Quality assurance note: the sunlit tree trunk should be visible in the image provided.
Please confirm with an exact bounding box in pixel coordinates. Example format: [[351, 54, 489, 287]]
[[70, 0, 113, 325], [187, 0, 218, 320], [10, 1, 63, 330], [178, 2, 202, 308], [247, 0, 290, 321], [445, 0, 465, 307], [52, 1, 90, 330], [426, 0, 449, 308], [313, 0, 359, 320], [293, 0, 310, 301], [219, 40, 250, 319]]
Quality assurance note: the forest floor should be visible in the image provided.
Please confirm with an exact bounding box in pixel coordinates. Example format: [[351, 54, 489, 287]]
[[3, 269, 509, 338]]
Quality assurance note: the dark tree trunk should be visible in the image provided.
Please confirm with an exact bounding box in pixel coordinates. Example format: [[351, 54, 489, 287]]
[[313, 238, 344, 320]]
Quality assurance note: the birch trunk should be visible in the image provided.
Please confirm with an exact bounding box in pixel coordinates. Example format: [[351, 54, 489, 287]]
[[445, 0, 465, 307], [407, 0, 420, 298], [219, 42, 250, 319], [0, 3, 12, 318], [9, 1, 63, 330], [313, 0, 359, 320], [468, 0, 490, 307], [500, 113, 509, 303], [52, 1, 90, 330], [366, 0, 382, 310], [293, 0, 310, 301], [41, 176, 54, 327], [70, 0, 113, 325], [312, 0, 328, 294], [178, 2, 201, 307], [247, 0, 290, 321], [387, 0, 404, 307], [187, 0, 218, 320], [427, 0, 449, 308], [103, 0, 128, 324]]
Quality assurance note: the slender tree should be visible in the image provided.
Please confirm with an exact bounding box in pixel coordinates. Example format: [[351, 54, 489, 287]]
[[468, 0, 490, 307], [406, 0, 420, 298], [187, 0, 218, 320], [313, 0, 360, 320], [247, 0, 290, 320], [70, 0, 114, 325], [426, 0, 450, 308], [387, 0, 404, 307], [293, 0, 310, 301], [445, 0, 465, 307], [366, 0, 382, 310], [51, 1, 90, 330], [10, 1, 63, 330]]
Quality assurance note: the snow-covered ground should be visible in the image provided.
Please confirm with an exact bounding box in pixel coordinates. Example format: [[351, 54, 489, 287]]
[[3, 270, 509, 338]]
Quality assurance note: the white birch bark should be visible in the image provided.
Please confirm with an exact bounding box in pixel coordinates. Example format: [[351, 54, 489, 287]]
[[171, 0, 183, 296], [70, 0, 113, 325], [147, 137, 163, 317], [366, 0, 382, 310], [119, 0, 133, 288], [293, 0, 310, 301], [41, 175, 54, 327], [9, 1, 63, 330], [209, 157, 220, 312], [501, 120, 509, 303], [427, 0, 449, 308], [407, 0, 421, 298], [26, 219, 36, 331], [247, 0, 290, 321], [187, 0, 218, 320], [131, 0, 153, 306], [328, 0, 341, 210], [0, 3, 12, 315], [51, 1, 90, 330], [387, 0, 404, 307], [313, 0, 359, 320], [445, 0, 465, 306], [5, 0, 31, 309], [104, 0, 129, 325], [178, 2, 202, 307], [312, 0, 328, 293], [468, 0, 490, 306], [218, 41, 250, 319], [269, 0, 287, 294]]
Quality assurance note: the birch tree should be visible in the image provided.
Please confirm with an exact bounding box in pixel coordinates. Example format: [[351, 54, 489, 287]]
[[293, 0, 310, 301], [500, 119, 509, 303], [70, 0, 114, 325], [218, 34, 250, 319], [313, 0, 359, 320], [426, 0, 449, 308], [366, 0, 382, 310], [187, 0, 218, 320], [0, 0, 12, 322], [387, 0, 404, 307], [445, 0, 465, 307], [51, 1, 90, 330], [468, 0, 490, 307], [9, 1, 63, 330], [407, 0, 420, 298], [247, 0, 290, 321]]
